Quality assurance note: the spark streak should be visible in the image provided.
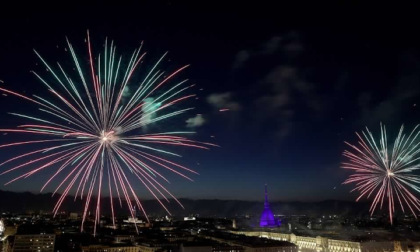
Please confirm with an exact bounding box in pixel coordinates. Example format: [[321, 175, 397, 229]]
[[0, 32, 214, 234], [342, 124, 420, 223]]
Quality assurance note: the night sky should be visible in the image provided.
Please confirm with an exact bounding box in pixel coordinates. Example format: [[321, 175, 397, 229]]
[[0, 1, 420, 202]]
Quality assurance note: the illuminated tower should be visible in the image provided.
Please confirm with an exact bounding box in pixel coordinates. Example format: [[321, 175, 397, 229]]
[[259, 184, 278, 227], [0, 219, 4, 235]]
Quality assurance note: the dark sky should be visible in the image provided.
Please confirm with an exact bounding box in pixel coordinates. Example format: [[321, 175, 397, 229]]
[[0, 1, 420, 202]]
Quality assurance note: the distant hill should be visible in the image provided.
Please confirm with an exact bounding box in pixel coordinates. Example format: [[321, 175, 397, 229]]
[[0, 190, 370, 217]]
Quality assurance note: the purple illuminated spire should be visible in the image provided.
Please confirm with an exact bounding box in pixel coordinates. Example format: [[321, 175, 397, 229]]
[[259, 184, 278, 227], [264, 184, 269, 207]]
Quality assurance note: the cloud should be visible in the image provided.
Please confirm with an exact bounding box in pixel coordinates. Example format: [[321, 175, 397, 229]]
[[253, 65, 324, 138], [357, 51, 420, 126], [186, 114, 206, 128], [232, 36, 283, 69], [232, 50, 251, 69], [281, 31, 304, 54], [122, 85, 131, 97], [232, 32, 303, 69], [207, 92, 241, 111], [229, 31, 326, 138], [256, 93, 290, 110], [230, 32, 318, 138], [141, 97, 161, 125], [262, 36, 283, 54], [259, 65, 322, 111]]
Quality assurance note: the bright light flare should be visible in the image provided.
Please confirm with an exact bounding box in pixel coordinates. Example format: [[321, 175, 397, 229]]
[[100, 130, 116, 144]]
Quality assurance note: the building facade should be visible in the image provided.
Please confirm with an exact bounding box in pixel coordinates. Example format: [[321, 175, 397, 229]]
[[13, 234, 55, 252], [81, 245, 141, 252], [231, 231, 420, 252]]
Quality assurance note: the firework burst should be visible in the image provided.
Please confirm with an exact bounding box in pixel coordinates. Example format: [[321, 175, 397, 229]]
[[342, 124, 420, 223], [0, 32, 214, 234]]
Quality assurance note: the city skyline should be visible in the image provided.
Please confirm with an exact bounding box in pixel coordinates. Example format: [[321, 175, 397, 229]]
[[0, 1, 420, 205]]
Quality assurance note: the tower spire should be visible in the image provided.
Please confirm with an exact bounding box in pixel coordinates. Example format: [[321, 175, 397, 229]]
[[260, 183, 278, 227], [264, 184, 269, 207]]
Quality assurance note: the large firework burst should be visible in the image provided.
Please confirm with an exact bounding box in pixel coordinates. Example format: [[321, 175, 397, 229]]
[[342, 124, 420, 223], [0, 32, 213, 233]]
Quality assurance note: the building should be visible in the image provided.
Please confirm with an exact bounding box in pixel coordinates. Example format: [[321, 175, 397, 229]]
[[1, 236, 13, 252], [203, 232, 297, 252], [69, 212, 78, 220], [81, 245, 140, 252], [13, 234, 55, 252], [113, 235, 136, 244], [213, 245, 244, 252], [260, 184, 279, 227], [123, 217, 143, 224], [231, 230, 420, 252], [0, 220, 4, 236], [135, 243, 164, 252], [232, 219, 237, 229], [180, 241, 244, 252], [180, 243, 212, 252], [2, 225, 17, 239]]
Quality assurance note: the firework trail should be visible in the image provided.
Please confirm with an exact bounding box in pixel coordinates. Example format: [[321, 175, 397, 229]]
[[342, 124, 420, 223], [0, 32, 214, 234]]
